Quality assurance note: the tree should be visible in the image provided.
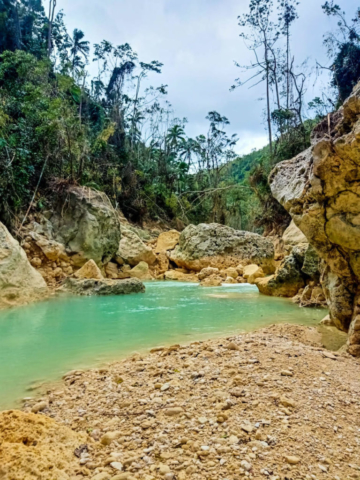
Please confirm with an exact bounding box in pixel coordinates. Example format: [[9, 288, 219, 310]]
[[233, 0, 280, 156], [70, 29, 90, 71], [278, 0, 298, 110], [322, 1, 360, 103]]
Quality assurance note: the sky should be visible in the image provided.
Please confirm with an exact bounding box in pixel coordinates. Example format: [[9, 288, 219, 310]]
[[59, 0, 358, 155]]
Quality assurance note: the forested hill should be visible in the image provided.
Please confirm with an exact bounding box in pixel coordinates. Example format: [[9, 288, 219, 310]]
[[0, 0, 359, 235]]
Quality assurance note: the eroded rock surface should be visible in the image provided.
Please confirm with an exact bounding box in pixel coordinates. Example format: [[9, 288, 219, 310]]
[[170, 223, 275, 273], [50, 186, 121, 267], [269, 81, 360, 355], [60, 278, 145, 296], [0, 410, 87, 480], [117, 228, 156, 267], [0, 223, 48, 308]]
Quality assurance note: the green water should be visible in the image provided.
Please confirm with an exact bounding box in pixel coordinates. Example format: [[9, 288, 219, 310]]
[[0, 282, 325, 409]]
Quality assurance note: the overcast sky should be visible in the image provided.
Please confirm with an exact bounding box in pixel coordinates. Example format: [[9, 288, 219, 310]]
[[59, 0, 358, 154]]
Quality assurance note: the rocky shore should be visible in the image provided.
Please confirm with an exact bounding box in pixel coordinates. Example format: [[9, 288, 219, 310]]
[[2, 324, 359, 480]]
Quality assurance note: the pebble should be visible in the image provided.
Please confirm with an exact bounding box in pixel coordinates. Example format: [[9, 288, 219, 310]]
[[31, 401, 47, 413], [164, 407, 183, 416], [284, 455, 301, 465], [110, 461, 123, 471]]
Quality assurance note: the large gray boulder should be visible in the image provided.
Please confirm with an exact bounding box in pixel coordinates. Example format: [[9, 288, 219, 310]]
[[170, 223, 275, 273], [269, 81, 360, 355], [0, 223, 48, 308], [50, 187, 121, 266]]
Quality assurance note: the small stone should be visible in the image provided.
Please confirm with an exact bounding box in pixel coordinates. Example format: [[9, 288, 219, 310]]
[[101, 431, 121, 446], [241, 423, 254, 434], [161, 383, 170, 391], [280, 396, 296, 408], [284, 455, 301, 465], [240, 460, 252, 471], [159, 464, 171, 474], [31, 401, 47, 413], [281, 370, 293, 377], [198, 417, 208, 424], [228, 435, 239, 444], [227, 342, 239, 351], [164, 407, 183, 416], [110, 462, 123, 471]]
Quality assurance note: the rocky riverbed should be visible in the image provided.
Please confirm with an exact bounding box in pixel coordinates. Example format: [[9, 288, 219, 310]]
[[2, 324, 360, 480]]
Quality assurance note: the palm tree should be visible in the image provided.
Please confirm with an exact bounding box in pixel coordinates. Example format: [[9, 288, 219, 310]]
[[70, 29, 90, 71], [166, 125, 185, 152]]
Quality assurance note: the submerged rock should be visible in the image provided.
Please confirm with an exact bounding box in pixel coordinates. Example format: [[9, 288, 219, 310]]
[[59, 277, 145, 296], [170, 223, 275, 273], [0, 222, 48, 308]]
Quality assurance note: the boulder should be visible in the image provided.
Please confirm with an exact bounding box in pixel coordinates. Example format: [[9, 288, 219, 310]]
[[170, 223, 275, 273], [164, 270, 199, 283], [105, 261, 120, 279], [116, 228, 156, 266], [200, 275, 223, 287], [282, 220, 308, 249], [129, 261, 153, 281], [255, 253, 305, 297], [154, 251, 170, 275], [29, 231, 68, 262], [198, 267, 220, 281], [74, 259, 103, 280], [60, 277, 145, 296], [243, 264, 265, 284], [269, 81, 360, 354], [0, 222, 48, 308], [49, 186, 121, 266], [224, 276, 237, 284], [155, 230, 180, 253]]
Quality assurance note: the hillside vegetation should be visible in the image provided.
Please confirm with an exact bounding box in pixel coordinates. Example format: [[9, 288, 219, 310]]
[[0, 0, 359, 233]]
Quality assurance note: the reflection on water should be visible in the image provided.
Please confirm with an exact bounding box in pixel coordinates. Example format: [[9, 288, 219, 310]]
[[0, 282, 326, 409]]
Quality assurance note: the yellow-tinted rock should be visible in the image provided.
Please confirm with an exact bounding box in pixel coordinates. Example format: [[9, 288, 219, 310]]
[[243, 264, 264, 284], [155, 230, 180, 253], [74, 259, 103, 280], [164, 270, 199, 282], [0, 410, 86, 480], [130, 261, 153, 280]]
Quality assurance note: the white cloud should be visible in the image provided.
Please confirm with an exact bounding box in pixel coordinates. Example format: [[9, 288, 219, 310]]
[[59, 0, 359, 150]]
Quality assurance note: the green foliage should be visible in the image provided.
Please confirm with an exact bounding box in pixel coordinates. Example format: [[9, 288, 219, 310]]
[[0, 0, 358, 234]]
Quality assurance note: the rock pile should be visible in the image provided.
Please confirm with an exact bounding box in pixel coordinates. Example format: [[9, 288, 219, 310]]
[[20, 324, 360, 480]]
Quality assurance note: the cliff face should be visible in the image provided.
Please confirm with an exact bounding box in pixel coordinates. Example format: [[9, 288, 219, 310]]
[[269, 81, 360, 356]]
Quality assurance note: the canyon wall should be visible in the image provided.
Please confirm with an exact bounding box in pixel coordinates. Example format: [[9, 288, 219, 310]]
[[269, 81, 360, 356]]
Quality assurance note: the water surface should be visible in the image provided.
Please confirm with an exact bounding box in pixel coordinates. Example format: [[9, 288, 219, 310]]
[[0, 282, 325, 409]]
